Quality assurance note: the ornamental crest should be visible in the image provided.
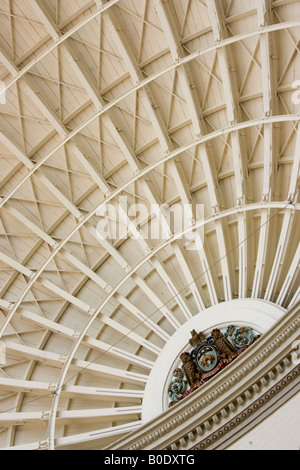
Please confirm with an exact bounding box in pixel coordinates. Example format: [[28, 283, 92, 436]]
[[168, 325, 259, 407], [226, 325, 254, 349]]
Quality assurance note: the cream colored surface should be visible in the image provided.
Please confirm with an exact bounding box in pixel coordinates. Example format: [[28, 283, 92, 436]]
[[0, 0, 299, 450], [227, 392, 300, 450]]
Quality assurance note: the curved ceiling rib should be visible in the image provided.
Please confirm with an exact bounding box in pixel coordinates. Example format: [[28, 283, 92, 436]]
[[1, 114, 298, 339], [0, 21, 299, 210], [0, 0, 299, 450]]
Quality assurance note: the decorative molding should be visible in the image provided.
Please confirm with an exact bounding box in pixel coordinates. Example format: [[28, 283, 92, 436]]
[[142, 299, 284, 422], [191, 362, 300, 450], [105, 302, 300, 450]]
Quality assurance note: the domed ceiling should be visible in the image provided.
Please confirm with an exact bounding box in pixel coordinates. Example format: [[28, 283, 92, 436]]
[[0, 0, 299, 450]]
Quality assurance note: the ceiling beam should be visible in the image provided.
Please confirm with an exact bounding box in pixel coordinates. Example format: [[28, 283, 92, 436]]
[[4, 340, 148, 385], [251, 209, 270, 299], [63, 241, 170, 342], [0, 131, 83, 220], [97, 1, 172, 154], [0, 299, 13, 310], [0, 225, 164, 361], [215, 220, 232, 301], [28, 0, 194, 322], [132, 274, 181, 329], [1, 203, 58, 248], [207, 0, 253, 300], [288, 123, 300, 201], [95, 224, 182, 329], [256, 0, 278, 202], [63, 385, 143, 401], [2, 178, 298, 342], [153, 0, 202, 139], [58, 406, 142, 422], [3, 11, 227, 317], [0, 131, 178, 333], [16, 307, 154, 370], [0, 377, 143, 401], [4, 340, 67, 367], [171, 243, 206, 311], [0, 50, 68, 139], [1, 14, 299, 109], [55, 421, 142, 448], [59, 248, 111, 292], [0, 64, 298, 217], [288, 285, 300, 308], [257, 0, 274, 117], [0, 203, 168, 347], [16, 303, 161, 357], [237, 212, 248, 298], [153, 0, 233, 303], [264, 211, 293, 302], [68, 142, 111, 197], [114, 292, 170, 342], [96, 311, 161, 355], [101, 198, 192, 326], [0, 251, 94, 315], [73, 356, 148, 384], [0, 421, 143, 450], [262, 122, 275, 202], [276, 242, 300, 305], [151, 1, 224, 306], [0, 406, 142, 426], [206, 0, 247, 206], [151, 257, 193, 320], [0, 38, 116, 204], [93, 0, 212, 311], [28, 0, 141, 173], [154, 0, 220, 217]]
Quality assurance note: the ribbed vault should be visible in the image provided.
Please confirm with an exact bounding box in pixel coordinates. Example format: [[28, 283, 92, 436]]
[[0, 0, 299, 450]]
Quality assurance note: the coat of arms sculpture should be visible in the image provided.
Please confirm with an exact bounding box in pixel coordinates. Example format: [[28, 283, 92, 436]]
[[168, 325, 259, 407]]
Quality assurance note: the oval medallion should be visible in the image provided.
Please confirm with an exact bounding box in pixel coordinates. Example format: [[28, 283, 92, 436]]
[[196, 345, 219, 372]]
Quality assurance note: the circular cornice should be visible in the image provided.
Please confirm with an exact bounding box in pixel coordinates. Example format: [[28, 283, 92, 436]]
[[192, 364, 300, 450]]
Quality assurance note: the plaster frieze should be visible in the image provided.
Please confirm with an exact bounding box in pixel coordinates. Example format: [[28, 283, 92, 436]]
[[185, 361, 300, 450]]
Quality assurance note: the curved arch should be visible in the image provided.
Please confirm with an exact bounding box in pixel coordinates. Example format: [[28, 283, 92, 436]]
[[1, 115, 299, 338], [0, 20, 299, 210], [46, 200, 299, 449], [1, 18, 299, 97]]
